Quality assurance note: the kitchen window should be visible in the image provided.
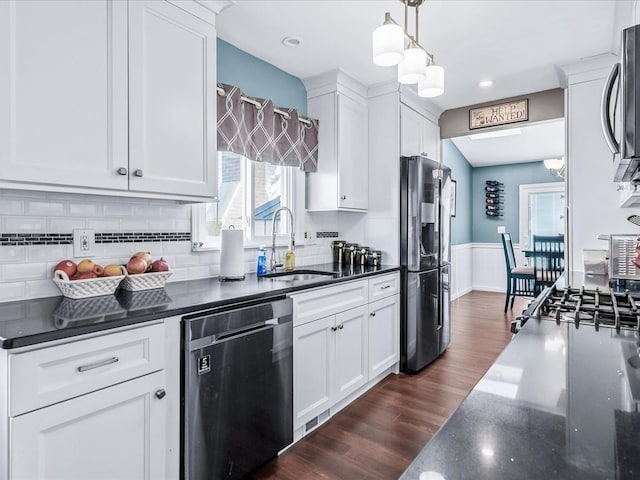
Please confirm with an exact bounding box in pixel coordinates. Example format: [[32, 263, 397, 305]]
[[192, 152, 293, 249]]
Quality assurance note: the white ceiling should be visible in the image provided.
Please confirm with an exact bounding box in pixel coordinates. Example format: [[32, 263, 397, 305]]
[[450, 121, 565, 167], [217, 0, 634, 111]]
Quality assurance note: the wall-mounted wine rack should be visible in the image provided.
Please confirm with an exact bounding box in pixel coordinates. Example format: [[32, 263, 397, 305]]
[[485, 180, 504, 217]]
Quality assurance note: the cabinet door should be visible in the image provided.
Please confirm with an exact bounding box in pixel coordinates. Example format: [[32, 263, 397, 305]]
[[293, 316, 335, 429], [337, 93, 368, 210], [368, 294, 400, 378], [129, 0, 217, 198], [10, 371, 167, 480], [400, 104, 422, 157], [420, 116, 440, 161], [334, 305, 369, 402], [0, 0, 128, 189]]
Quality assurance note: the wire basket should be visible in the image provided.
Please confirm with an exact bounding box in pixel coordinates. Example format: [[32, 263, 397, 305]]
[[52, 270, 125, 299], [120, 266, 172, 291]]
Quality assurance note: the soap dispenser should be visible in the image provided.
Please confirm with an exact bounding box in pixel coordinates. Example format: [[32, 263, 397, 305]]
[[284, 244, 295, 271], [257, 246, 267, 275]]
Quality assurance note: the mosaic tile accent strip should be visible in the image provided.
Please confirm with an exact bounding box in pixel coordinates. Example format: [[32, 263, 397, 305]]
[[1, 232, 191, 246], [95, 232, 191, 243], [0, 234, 73, 246], [316, 231, 340, 238]]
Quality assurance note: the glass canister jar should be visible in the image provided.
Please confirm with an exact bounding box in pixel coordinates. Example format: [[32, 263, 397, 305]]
[[331, 240, 346, 266], [368, 250, 383, 267], [344, 243, 358, 266], [355, 246, 370, 267]]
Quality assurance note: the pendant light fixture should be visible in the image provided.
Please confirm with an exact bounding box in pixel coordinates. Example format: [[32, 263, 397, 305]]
[[372, 0, 444, 97]]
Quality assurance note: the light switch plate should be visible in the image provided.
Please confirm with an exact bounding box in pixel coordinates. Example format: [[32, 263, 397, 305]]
[[497, 226, 506, 234], [73, 229, 96, 258]]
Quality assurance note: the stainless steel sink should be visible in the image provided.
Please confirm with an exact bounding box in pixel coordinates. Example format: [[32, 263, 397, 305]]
[[260, 270, 336, 282]]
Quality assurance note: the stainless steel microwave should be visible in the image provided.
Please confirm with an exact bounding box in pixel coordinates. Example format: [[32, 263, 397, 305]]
[[602, 24, 640, 183]]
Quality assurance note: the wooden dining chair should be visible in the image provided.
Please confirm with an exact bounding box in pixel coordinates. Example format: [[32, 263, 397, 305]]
[[532, 234, 565, 295], [500, 233, 535, 313]]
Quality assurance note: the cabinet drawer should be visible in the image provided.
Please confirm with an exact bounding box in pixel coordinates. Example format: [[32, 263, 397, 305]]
[[291, 280, 368, 327], [10, 323, 165, 416], [368, 272, 400, 302]]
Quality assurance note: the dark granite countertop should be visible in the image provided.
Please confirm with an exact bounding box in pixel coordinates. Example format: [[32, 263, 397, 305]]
[[0, 263, 399, 349], [401, 275, 640, 480]]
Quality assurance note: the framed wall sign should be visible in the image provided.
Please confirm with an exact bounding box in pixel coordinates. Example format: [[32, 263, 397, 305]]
[[469, 99, 528, 130]]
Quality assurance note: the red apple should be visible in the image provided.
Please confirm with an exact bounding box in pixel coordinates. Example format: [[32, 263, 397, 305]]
[[73, 271, 97, 280], [127, 256, 148, 275], [150, 257, 169, 272], [54, 260, 77, 278]]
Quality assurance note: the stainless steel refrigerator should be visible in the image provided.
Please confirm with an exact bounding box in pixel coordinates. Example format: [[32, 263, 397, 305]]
[[400, 155, 452, 373]]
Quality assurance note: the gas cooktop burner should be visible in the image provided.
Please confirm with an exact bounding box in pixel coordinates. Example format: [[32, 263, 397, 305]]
[[534, 286, 640, 331], [562, 311, 594, 322]]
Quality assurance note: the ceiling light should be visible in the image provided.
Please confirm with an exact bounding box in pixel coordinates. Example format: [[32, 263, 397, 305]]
[[372, 0, 444, 97], [372, 15, 404, 66], [282, 37, 302, 47], [468, 128, 522, 140], [544, 157, 565, 177], [419, 65, 444, 97], [479, 80, 493, 87]]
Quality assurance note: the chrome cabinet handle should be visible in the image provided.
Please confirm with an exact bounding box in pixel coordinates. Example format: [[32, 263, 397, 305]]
[[338, 324, 344, 330], [134, 169, 144, 177], [340, 195, 346, 200], [370, 312, 376, 317], [331, 326, 338, 332], [380, 285, 391, 290], [155, 389, 166, 400], [77, 356, 119, 372], [117, 167, 127, 176]]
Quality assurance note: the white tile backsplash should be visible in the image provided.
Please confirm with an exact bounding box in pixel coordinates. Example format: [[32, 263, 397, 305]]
[[0, 189, 344, 303], [0, 199, 24, 215], [4, 263, 48, 281], [25, 200, 66, 216], [3, 216, 46, 232], [0, 282, 26, 302]]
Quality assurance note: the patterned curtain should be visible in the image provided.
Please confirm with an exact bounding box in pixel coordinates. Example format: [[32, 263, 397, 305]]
[[216, 83, 319, 172]]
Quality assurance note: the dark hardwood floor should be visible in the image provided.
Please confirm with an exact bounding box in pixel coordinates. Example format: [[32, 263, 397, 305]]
[[252, 291, 529, 480]]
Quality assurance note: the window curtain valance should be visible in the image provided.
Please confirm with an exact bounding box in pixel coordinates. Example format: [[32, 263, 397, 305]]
[[216, 83, 319, 172]]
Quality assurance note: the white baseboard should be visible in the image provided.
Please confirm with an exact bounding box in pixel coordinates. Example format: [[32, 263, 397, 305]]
[[471, 285, 506, 293], [452, 286, 473, 300]]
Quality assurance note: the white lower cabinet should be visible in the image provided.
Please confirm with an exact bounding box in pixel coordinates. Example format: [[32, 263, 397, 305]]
[[293, 316, 335, 429], [334, 305, 369, 401], [293, 305, 369, 430], [292, 274, 400, 435], [368, 295, 400, 378], [10, 370, 167, 480]]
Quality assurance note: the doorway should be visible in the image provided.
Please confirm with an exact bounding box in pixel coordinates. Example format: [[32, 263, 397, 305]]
[[518, 182, 565, 250]]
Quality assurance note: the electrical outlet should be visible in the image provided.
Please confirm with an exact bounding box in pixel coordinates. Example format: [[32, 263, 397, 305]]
[[497, 226, 506, 234], [73, 229, 96, 258]]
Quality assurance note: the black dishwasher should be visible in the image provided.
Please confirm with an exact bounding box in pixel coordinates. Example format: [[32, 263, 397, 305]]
[[182, 296, 293, 479]]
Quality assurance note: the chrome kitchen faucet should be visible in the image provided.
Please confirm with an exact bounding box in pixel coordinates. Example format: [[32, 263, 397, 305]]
[[270, 206, 295, 272]]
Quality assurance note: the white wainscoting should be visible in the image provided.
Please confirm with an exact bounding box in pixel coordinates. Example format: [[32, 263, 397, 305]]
[[450, 243, 473, 300], [471, 242, 527, 293]]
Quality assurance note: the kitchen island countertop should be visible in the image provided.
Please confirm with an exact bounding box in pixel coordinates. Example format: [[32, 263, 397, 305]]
[[401, 273, 640, 480], [0, 263, 399, 349]]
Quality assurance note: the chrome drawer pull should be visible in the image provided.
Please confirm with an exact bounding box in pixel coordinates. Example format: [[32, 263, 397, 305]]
[[381, 285, 391, 290], [77, 356, 119, 372]]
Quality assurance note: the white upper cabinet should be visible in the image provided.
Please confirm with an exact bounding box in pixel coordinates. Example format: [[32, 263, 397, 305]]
[[305, 71, 369, 211], [401, 102, 440, 160], [0, 0, 128, 190], [0, 0, 218, 201], [128, 0, 217, 198]]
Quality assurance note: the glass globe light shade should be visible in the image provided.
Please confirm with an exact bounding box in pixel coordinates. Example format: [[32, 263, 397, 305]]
[[418, 65, 445, 98], [372, 22, 404, 67], [398, 46, 427, 84]]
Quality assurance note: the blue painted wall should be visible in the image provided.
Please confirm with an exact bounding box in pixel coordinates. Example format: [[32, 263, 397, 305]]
[[472, 162, 563, 244], [217, 39, 307, 115], [442, 140, 473, 245]]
